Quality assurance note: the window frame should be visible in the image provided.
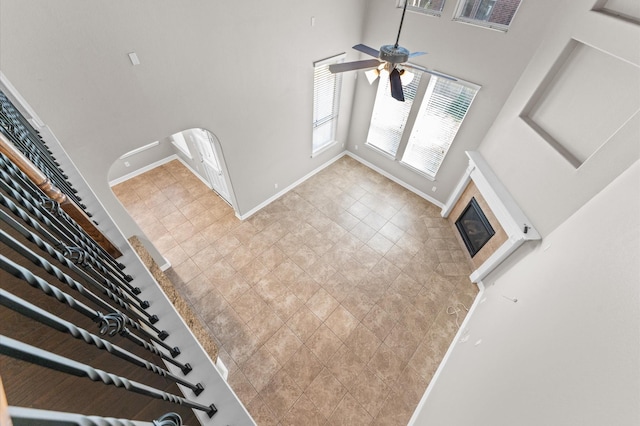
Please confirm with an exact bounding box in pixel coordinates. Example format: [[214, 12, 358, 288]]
[[453, 0, 522, 31], [312, 53, 346, 157], [364, 70, 480, 181], [398, 0, 447, 17], [400, 76, 480, 179], [365, 70, 422, 158]]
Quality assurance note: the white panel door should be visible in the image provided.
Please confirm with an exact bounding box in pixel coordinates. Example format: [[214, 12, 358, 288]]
[[192, 129, 231, 203]]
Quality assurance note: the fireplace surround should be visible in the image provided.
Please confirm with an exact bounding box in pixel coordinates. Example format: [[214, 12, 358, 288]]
[[442, 151, 540, 282]]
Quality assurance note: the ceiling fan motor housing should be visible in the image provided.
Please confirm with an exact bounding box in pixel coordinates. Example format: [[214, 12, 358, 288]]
[[379, 45, 410, 64]]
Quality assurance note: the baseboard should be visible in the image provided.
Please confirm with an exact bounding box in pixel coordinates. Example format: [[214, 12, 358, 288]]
[[236, 151, 347, 220], [346, 152, 446, 209], [112, 149, 445, 221], [406, 280, 485, 425], [108, 155, 180, 187]]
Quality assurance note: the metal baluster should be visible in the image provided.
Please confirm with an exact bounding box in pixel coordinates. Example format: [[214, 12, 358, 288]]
[[0, 106, 64, 177], [0, 191, 148, 311], [0, 175, 140, 298], [0, 208, 155, 319], [0, 200, 150, 312], [0, 228, 163, 336], [0, 116, 83, 209], [34, 190, 133, 272], [64, 247, 152, 311], [36, 190, 130, 276], [0, 100, 64, 174], [0, 185, 152, 318], [0, 252, 180, 358], [0, 163, 128, 276], [38, 194, 133, 279], [0, 290, 204, 395], [0, 336, 217, 417], [0, 251, 175, 356], [0, 153, 125, 271], [0, 150, 57, 206], [152, 413, 183, 426], [0, 256, 192, 374], [0, 91, 83, 207], [8, 407, 184, 426], [0, 188, 149, 307]]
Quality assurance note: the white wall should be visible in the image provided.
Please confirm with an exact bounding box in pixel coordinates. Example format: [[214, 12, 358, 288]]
[[478, 0, 640, 236], [410, 2, 640, 423], [6, 1, 634, 242], [107, 138, 175, 182], [412, 159, 640, 426], [0, 0, 364, 229]]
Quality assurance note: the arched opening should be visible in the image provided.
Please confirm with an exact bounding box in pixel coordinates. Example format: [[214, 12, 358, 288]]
[[108, 128, 238, 270], [109, 128, 236, 213]]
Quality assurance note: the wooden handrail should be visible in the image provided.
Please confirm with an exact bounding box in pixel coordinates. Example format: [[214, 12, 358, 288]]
[[0, 132, 122, 258]]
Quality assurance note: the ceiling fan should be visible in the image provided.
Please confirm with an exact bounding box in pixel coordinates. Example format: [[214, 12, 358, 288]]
[[329, 0, 456, 102]]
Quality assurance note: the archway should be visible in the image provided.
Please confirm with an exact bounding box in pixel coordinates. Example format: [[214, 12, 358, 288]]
[[108, 127, 237, 214]]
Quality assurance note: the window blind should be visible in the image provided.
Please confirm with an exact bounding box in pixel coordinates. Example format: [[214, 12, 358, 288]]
[[366, 71, 422, 156], [313, 54, 345, 154], [401, 76, 479, 177]]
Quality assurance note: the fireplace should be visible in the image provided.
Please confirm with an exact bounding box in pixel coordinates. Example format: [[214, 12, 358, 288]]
[[455, 197, 495, 257], [442, 151, 540, 283]]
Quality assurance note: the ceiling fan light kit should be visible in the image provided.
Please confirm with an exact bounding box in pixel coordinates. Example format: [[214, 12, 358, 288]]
[[399, 69, 414, 86], [329, 0, 453, 102], [365, 68, 381, 84]]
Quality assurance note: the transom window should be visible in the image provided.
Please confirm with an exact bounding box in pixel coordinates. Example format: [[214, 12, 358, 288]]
[[312, 53, 345, 156], [365, 71, 479, 180], [454, 0, 522, 31], [401, 0, 446, 16]]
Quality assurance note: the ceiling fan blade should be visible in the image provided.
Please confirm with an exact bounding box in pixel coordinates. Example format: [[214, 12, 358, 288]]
[[329, 59, 381, 73], [389, 68, 405, 102], [409, 51, 427, 58], [353, 44, 380, 58], [404, 63, 458, 81]]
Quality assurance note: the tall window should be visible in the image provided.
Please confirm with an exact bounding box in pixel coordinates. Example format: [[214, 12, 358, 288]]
[[366, 71, 422, 157], [454, 0, 522, 30], [401, 77, 479, 178], [401, 0, 446, 16], [312, 54, 345, 155], [364, 71, 479, 180]]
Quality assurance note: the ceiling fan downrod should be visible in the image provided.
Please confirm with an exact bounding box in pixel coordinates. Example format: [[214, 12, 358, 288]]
[[394, 0, 409, 48]]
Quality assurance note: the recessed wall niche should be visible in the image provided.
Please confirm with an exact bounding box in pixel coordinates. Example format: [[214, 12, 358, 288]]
[[522, 39, 640, 168], [593, 0, 640, 23]]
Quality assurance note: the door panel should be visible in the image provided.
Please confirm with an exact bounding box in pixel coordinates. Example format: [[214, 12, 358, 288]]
[[191, 129, 231, 203]]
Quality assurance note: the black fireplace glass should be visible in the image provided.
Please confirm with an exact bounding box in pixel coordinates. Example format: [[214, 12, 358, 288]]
[[455, 197, 495, 257]]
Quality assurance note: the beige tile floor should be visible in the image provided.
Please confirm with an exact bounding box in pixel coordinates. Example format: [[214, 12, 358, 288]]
[[113, 156, 478, 425]]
